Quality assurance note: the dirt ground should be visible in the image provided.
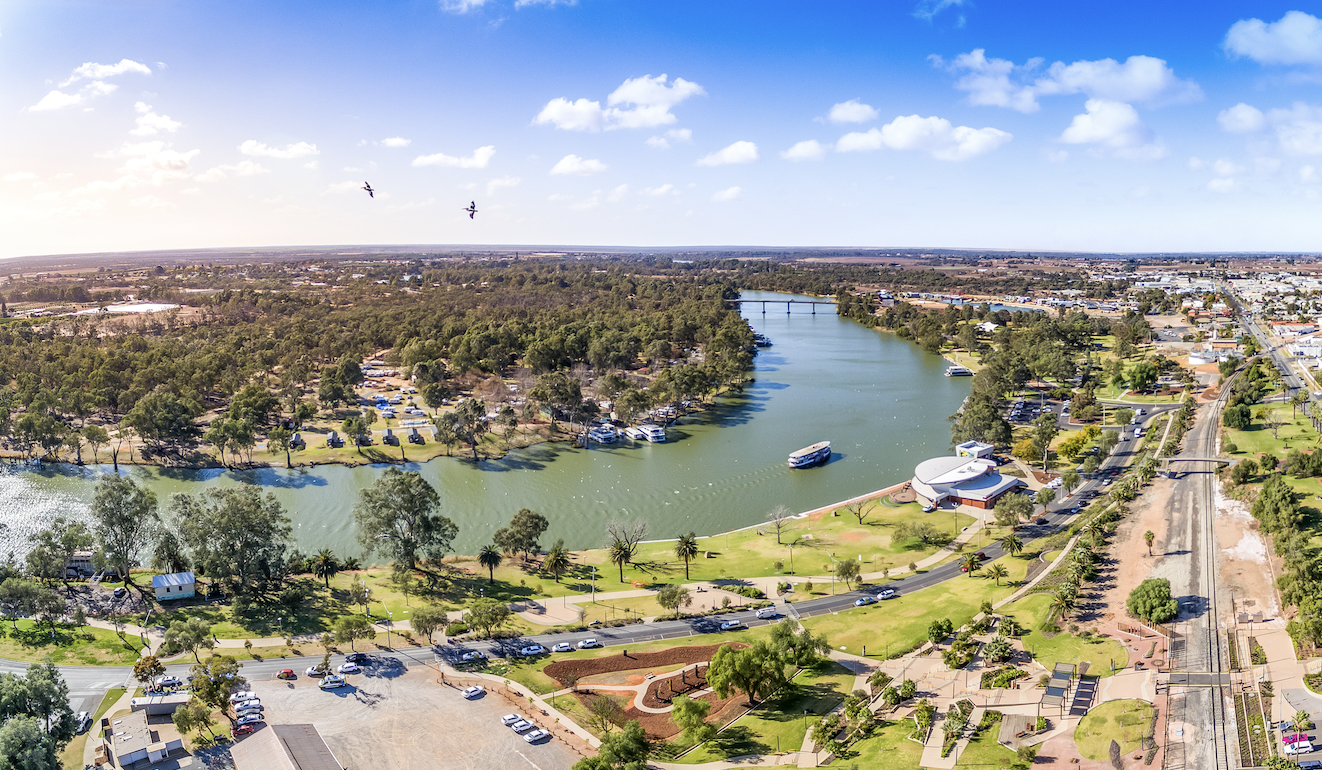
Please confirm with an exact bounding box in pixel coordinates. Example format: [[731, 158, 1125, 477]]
[[544, 643, 743, 686], [1214, 483, 1280, 623], [234, 664, 584, 770], [1083, 477, 1174, 633]]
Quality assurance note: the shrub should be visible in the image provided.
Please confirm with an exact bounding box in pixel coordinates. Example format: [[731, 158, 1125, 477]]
[[445, 621, 469, 636]]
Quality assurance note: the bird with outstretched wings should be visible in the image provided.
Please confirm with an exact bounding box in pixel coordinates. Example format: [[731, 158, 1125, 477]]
[[464, 201, 477, 219], [362, 182, 375, 198]]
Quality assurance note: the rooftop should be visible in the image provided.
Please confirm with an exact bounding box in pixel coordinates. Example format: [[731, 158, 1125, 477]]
[[151, 572, 195, 589]]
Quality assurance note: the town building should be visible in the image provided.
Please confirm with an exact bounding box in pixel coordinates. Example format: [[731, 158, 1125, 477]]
[[151, 571, 196, 601], [911, 454, 1024, 509], [230, 724, 344, 770]]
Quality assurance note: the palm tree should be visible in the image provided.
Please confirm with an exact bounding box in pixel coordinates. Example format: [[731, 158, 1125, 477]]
[[999, 533, 1023, 558], [675, 532, 698, 580], [1050, 591, 1075, 621], [1144, 530, 1155, 556], [478, 544, 502, 584], [962, 552, 983, 577], [987, 563, 1009, 587], [543, 539, 570, 583], [310, 549, 339, 589], [608, 540, 632, 582]]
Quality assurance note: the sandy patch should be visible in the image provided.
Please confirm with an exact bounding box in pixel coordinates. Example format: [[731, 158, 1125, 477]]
[[1083, 477, 1173, 632], [1215, 482, 1280, 620]]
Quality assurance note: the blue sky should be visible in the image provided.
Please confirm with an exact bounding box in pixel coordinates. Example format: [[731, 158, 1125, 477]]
[[4, 1, 1322, 256]]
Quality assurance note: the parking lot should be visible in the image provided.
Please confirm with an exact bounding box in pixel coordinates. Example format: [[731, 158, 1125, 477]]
[[239, 659, 582, 770]]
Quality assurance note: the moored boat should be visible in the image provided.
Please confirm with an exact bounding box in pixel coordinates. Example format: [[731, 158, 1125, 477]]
[[788, 441, 831, 468], [638, 424, 666, 442], [944, 365, 973, 377]]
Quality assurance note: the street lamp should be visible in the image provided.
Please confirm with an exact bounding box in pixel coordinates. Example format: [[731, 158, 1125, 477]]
[[387, 611, 394, 648], [278, 616, 283, 637]]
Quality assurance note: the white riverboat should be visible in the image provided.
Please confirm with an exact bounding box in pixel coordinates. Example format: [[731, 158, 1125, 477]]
[[587, 426, 618, 443], [944, 365, 973, 377], [788, 441, 831, 468]]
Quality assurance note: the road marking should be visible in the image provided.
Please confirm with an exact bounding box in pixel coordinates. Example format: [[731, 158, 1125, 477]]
[[515, 750, 545, 770]]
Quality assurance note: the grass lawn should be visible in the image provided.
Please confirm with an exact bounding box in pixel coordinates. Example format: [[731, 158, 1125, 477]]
[[954, 716, 1019, 768], [60, 687, 124, 770], [672, 661, 855, 763], [800, 550, 1036, 658], [1074, 699, 1154, 760], [841, 718, 925, 770], [1224, 402, 1317, 459], [1019, 632, 1128, 678], [0, 620, 142, 665], [1002, 593, 1054, 630], [579, 502, 977, 589]]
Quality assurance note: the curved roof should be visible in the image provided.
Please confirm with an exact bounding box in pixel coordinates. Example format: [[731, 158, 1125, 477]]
[[913, 456, 994, 486]]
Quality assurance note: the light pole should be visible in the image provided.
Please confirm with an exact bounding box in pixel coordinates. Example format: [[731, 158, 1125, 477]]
[[387, 611, 394, 648], [788, 543, 795, 575], [591, 566, 596, 601], [278, 616, 283, 638]]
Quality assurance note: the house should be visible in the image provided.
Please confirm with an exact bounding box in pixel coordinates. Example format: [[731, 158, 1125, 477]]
[[66, 550, 95, 578], [976, 321, 999, 333], [954, 440, 995, 459], [231, 724, 344, 770], [151, 572, 195, 601], [98, 711, 184, 768]]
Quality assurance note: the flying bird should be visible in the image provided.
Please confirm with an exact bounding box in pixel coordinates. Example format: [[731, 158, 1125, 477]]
[[464, 201, 477, 219], [362, 182, 375, 198]]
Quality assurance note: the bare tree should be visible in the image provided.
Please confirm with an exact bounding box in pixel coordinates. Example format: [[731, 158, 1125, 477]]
[[1264, 409, 1287, 441], [604, 519, 649, 555], [845, 500, 872, 526], [766, 505, 794, 545]]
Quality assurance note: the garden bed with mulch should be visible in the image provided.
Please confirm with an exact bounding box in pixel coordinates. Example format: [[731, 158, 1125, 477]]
[[574, 688, 745, 740], [545, 642, 744, 687], [642, 664, 710, 708]]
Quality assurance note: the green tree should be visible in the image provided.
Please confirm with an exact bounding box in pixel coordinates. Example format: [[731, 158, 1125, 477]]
[[674, 532, 699, 580], [133, 656, 166, 689], [1222, 404, 1252, 430], [463, 598, 512, 638], [999, 533, 1023, 557], [655, 584, 692, 618], [927, 618, 953, 645], [409, 604, 447, 643], [81, 424, 110, 464], [478, 544, 502, 584], [1112, 408, 1134, 426], [188, 655, 247, 725], [962, 552, 983, 576], [89, 475, 159, 588], [993, 493, 1033, 528], [543, 539, 571, 583], [707, 641, 788, 705], [498, 508, 549, 561], [1035, 487, 1055, 507], [769, 620, 832, 668], [334, 614, 374, 651], [172, 697, 217, 741], [266, 425, 294, 469], [122, 388, 203, 449], [171, 486, 292, 595], [670, 695, 715, 745], [162, 617, 216, 663], [835, 557, 861, 590], [310, 548, 338, 588], [987, 563, 1009, 586], [984, 634, 1013, 663], [608, 541, 632, 583], [1144, 530, 1155, 556], [1128, 361, 1159, 392], [1061, 469, 1081, 494], [28, 516, 92, 596], [1127, 578, 1178, 623], [354, 468, 457, 571]]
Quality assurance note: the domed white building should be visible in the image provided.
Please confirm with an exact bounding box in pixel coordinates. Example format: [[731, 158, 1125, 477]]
[[911, 453, 1024, 510]]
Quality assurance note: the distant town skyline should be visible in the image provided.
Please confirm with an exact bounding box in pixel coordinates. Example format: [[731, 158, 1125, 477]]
[[4, 1, 1322, 257]]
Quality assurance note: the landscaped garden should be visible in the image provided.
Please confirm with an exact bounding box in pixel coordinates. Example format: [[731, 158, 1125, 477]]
[[1073, 699, 1155, 761]]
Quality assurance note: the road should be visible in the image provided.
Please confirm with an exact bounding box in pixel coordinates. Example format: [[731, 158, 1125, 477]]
[[10, 400, 1172, 720]]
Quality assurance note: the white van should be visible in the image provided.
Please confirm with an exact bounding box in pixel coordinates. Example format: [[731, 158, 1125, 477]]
[[755, 607, 778, 620]]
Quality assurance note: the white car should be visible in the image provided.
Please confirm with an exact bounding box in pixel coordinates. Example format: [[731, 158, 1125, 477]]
[[1286, 742, 1315, 756], [524, 728, 551, 743], [233, 699, 261, 711], [154, 675, 182, 688], [318, 675, 346, 690], [551, 642, 573, 653], [462, 685, 485, 699], [755, 607, 778, 620], [576, 639, 600, 649], [460, 650, 486, 662], [720, 620, 744, 631], [878, 588, 897, 599], [337, 662, 361, 674], [510, 720, 535, 733], [501, 714, 522, 726], [518, 644, 546, 656], [306, 665, 330, 677], [236, 713, 264, 726], [228, 690, 256, 703]]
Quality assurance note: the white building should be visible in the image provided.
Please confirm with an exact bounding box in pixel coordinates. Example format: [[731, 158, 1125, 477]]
[[912, 455, 1024, 510], [151, 572, 195, 602]]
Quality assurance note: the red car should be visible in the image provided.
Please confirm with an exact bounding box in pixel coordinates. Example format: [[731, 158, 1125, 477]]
[[277, 669, 295, 680], [232, 724, 255, 737]]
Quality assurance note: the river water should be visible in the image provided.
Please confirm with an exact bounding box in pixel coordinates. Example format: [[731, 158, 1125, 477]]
[[0, 291, 971, 559]]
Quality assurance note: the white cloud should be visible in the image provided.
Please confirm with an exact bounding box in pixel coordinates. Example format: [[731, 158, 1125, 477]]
[[239, 140, 320, 159], [646, 136, 671, 149], [780, 140, 828, 161], [1058, 99, 1166, 160], [379, 137, 412, 147], [1266, 103, 1322, 156], [547, 193, 574, 201], [608, 184, 629, 202], [1211, 158, 1244, 176], [515, 0, 577, 6], [827, 99, 879, 124], [109, 141, 201, 185], [130, 103, 181, 136], [61, 59, 151, 86], [486, 175, 521, 195], [696, 141, 759, 166], [1207, 178, 1237, 193], [1046, 149, 1069, 163], [1218, 103, 1267, 134], [197, 160, 270, 182], [550, 154, 608, 175], [129, 195, 173, 210], [1129, 185, 1153, 199], [29, 90, 84, 112], [304, 160, 319, 169], [913, 0, 966, 22], [441, 0, 489, 12], [1225, 11, 1322, 66], [2, 172, 37, 182], [711, 186, 742, 202], [1301, 165, 1320, 183], [1257, 157, 1282, 174], [666, 128, 692, 142], [837, 115, 1011, 161], [411, 145, 496, 168], [324, 181, 364, 194], [937, 49, 1200, 113], [1187, 157, 1207, 170], [534, 74, 705, 131], [641, 184, 677, 196]]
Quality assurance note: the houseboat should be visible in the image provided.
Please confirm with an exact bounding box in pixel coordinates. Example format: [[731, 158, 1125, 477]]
[[587, 425, 618, 443], [626, 424, 666, 442], [788, 441, 831, 468], [944, 366, 973, 377]]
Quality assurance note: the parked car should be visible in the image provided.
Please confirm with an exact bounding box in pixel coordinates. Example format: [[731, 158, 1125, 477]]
[[337, 662, 361, 674], [460, 650, 486, 662], [154, 675, 182, 688], [1285, 742, 1315, 756], [233, 699, 261, 712], [306, 665, 330, 677], [112, 587, 126, 598], [236, 714, 264, 726], [501, 714, 523, 726], [854, 596, 876, 607], [510, 720, 535, 733], [345, 652, 368, 663], [461, 685, 485, 699], [720, 620, 744, 631], [878, 588, 896, 599], [755, 607, 778, 619], [318, 675, 346, 690], [277, 669, 295, 680], [524, 728, 551, 743], [75, 711, 91, 734], [551, 642, 573, 653], [518, 644, 546, 657], [921, 504, 936, 513], [576, 638, 601, 649], [229, 690, 256, 703]]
